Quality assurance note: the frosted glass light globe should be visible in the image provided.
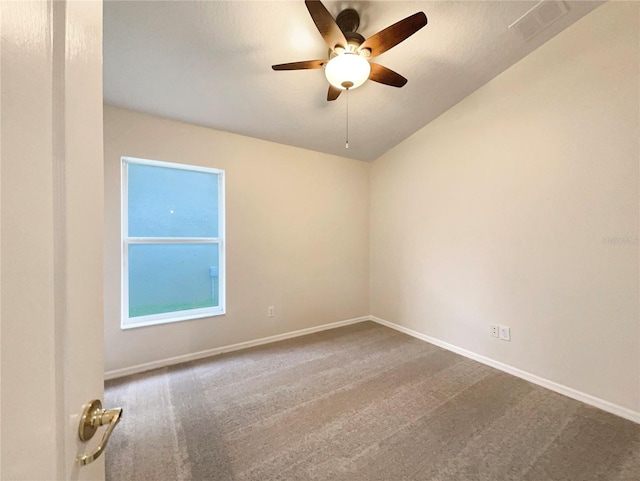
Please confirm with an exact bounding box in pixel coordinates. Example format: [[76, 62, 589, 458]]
[[324, 53, 371, 90]]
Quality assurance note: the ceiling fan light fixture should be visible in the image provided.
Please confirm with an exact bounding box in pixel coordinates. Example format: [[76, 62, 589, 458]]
[[324, 52, 371, 90]]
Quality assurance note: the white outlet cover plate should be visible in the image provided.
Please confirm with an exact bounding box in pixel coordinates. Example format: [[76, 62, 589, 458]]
[[490, 325, 499, 338]]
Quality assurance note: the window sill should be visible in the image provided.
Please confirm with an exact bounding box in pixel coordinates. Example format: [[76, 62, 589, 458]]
[[121, 307, 226, 330]]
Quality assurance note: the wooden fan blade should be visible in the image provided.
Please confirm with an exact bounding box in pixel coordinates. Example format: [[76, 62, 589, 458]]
[[272, 59, 327, 71], [305, 0, 347, 52], [327, 85, 342, 101], [369, 63, 407, 88], [359, 12, 427, 59]]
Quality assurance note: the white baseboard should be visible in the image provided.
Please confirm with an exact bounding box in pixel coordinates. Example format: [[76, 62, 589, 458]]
[[104, 316, 370, 380], [370, 316, 640, 425]]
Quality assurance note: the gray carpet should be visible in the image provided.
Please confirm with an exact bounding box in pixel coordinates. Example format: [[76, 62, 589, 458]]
[[105, 321, 640, 480]]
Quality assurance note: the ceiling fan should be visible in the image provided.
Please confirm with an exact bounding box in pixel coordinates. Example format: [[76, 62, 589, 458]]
[[272, 0, 428, 101]]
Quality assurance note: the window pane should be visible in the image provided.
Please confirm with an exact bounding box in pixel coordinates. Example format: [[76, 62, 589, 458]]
[[128, 163, 219, 237], [128, 243, 220, 318]]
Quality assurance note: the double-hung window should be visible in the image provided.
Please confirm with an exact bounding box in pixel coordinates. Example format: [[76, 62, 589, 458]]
[[121, 157, 225, 329]]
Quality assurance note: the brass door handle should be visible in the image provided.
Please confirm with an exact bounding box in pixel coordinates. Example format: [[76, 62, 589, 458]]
[[76, 399, 123, 466]]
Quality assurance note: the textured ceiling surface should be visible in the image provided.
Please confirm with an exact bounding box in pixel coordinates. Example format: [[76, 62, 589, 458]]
[[104, 1, 602, 162]]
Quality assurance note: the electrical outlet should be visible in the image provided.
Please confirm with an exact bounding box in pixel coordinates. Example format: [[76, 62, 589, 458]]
[[267, 306, 275, 318], [490, 325, 499, 338], [499, 326, 511, 341]]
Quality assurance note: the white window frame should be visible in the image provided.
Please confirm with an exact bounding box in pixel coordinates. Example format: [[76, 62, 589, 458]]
[[121, 156, 226, 329]]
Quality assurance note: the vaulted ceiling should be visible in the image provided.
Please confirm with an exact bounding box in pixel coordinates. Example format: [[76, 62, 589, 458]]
[[104, 1, 603, 161]]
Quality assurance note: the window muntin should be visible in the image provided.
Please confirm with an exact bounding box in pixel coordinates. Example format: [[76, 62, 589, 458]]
[[122, 157, 225, 329]]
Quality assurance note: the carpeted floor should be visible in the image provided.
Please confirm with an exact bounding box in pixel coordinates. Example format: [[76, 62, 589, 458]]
[[105, 321, 640, 480]]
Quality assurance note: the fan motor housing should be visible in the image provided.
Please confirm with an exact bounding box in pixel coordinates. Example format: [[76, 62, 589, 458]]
[[336, 8, 360, 34], [330, 9, 365, 57]]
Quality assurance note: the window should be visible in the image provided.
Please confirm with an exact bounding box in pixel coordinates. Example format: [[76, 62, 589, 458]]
[[121, 157, 225, 329]]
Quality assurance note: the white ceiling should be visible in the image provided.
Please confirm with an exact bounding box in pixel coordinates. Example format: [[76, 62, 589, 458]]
[[104, 0, 603, 162]]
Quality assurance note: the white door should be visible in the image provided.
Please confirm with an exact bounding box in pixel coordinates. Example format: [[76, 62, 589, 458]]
[[1, 1, 109, 479]]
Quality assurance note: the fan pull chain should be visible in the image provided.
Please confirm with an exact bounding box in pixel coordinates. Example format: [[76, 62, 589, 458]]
[[345, 88, 349, 149]]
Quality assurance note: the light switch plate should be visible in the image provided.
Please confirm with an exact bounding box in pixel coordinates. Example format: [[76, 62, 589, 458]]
[[499, 326, 511, 341]]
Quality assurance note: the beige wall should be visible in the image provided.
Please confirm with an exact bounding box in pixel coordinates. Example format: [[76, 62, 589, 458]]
[[104, 106, 370, 372], [371, 2, 640, 413]]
